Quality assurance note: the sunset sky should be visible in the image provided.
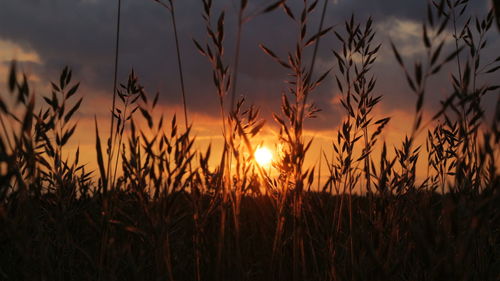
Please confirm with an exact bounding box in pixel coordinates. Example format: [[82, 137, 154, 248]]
[[0, 0, 498, 186]]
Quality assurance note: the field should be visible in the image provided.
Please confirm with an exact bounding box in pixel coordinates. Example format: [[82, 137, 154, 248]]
[[0, 0, 499, 280]]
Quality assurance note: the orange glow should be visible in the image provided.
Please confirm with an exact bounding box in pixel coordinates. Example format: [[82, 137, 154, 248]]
[[254, 146, 273, 168]]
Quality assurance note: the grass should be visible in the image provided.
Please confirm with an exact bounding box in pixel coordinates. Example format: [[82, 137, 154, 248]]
[[0, 0, 499, 280]]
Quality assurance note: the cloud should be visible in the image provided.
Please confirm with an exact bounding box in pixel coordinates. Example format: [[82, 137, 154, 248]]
[[0, 0, 497, 136], [0, 39, 41, 64]]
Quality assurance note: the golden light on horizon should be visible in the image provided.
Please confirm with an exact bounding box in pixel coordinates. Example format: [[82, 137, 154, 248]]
[[254, 146, 273, 168]]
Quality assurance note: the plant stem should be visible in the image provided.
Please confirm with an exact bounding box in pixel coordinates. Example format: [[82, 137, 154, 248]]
[[107, 0, 122, 193], [169, 0, 190, 130]]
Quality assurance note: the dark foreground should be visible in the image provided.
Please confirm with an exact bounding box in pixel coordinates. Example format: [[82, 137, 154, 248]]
[[1, 190, 498, 281]]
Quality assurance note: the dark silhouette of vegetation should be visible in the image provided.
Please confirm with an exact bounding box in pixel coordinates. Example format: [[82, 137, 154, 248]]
[[0, 0, 498, 280]]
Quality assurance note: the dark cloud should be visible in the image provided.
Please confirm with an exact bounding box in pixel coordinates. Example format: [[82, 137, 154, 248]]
[[0, 0, 497, 132]]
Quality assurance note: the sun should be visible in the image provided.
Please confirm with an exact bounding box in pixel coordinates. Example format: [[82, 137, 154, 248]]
[[254, 146, 273, 167]]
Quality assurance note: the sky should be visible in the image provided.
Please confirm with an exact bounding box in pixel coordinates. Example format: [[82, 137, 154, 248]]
[[0, 0, 499, 187]]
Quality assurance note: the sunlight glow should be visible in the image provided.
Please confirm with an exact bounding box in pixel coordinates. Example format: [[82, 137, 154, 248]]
[[254, 146, 273, 167]]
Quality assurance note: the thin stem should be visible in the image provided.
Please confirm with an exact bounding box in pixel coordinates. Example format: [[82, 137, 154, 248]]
[[111, 97, 129, 188], [107, 0, 122, 192], [230, 5, 244, 111], [451, 5, 463, 87], [169, 0, 190, 130], [227, 6, 246, 277], [301, 0, 329, 121], [361, 51, 371, 194]]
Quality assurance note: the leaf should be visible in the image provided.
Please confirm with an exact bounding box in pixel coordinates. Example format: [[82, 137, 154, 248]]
[[192, 39, 206, 56], [333, 31, 344, 44], [283, 4, 295, 20], [21, 95, 34, 133], [259, 44, 278, 59], [64, 98, 83, 123], [314, 69, 331, 86], [250, 120, 265, 136], [423, 24, 431, 48], [61, 124, 77, 146], [307, 168, 315, 186], [375, 117, 390, 125], [431, 64, 442, 74], [405, 71, 416, 92], [259, 44, 291, 69], [335, 76, 343, 93], [305, 26, 333, 47], [217, 11, 225, 42], [431, 40, 445, 66], [140, 107, 153, 128], [436, 15, 449, 35], [390, 41, 404, 67], [263, 0, 285, 14], [486, 65, 500, 73], [415, 62, 422, 85], [60, 66, 69, 90], [94, 117, 107, 190], [8, 61, 17, 92], [152, 91, 160, 108], [43, 96, 54, 108], [485, 85, 500, 92], [66, 82, 80, 99], [443, 46, 464, 63], [0, 98, 7, 113], [427, 3, 434, 26]]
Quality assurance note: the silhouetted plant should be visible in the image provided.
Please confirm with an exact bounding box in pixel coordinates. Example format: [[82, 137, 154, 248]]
[[0, 1, 499, 281]]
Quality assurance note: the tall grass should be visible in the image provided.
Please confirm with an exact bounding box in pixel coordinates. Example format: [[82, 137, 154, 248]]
[[0, 0, 499, 280]]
